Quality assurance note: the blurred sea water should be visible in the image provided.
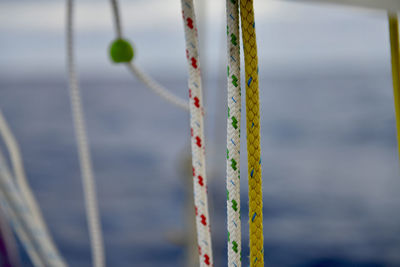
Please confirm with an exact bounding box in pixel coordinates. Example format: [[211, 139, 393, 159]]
[[2, 0, 400, 265], [0, 64, 400, 267]]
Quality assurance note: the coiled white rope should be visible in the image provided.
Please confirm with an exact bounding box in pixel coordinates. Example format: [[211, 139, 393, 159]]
[[0, 110, 67, 267], [225, 0, 241, 266], [66, 1, 105, 267], [180, 0, 213, 266], [109, 0, 189, 112]]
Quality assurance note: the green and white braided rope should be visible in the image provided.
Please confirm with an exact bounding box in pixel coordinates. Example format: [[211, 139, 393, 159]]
[[226, 0, 242, 266]]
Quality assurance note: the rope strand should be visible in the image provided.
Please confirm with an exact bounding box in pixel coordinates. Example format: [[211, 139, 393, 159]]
[[226, 0, 242, 266], [66, 1, 105, 266], [180, 1, 213, 266], [0, 110, 67, 267], [108, 0, 189, 111], [0, 148, 45, 267], [388, 12, 400, 161], [126, 63, 189, 111], [110, 0, 123, 38], [240, 0, 264, 265]]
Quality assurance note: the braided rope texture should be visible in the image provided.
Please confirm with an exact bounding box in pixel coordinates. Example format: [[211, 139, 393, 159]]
[[67, 1, 105, 266], [240, 0, 264, 266], [388, 13, 400, 159], [226, 0, 242, 266], [180, 1, 213, 266]]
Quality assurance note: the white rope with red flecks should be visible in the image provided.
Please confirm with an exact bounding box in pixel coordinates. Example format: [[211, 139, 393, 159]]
[[180, 0, 213, 266]]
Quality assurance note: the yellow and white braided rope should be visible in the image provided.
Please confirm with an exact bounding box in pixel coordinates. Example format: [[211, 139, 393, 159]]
[[226, 0, 242, 266], [240, 0, 264, 266]]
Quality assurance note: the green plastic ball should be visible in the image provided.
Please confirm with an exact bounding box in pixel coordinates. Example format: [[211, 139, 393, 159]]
[[109, 39, 134, 63]]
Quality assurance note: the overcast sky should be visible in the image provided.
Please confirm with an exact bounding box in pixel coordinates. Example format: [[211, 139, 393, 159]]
[[0, 0, 393, 77]]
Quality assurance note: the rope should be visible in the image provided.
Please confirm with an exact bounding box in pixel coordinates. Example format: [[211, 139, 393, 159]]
[[0, 182, 47, 267], [388, 12, 400, 161], [126, 63, 190, 111], [0, 148, 44, 267], [180, 1, 213, 266], [0, 207, 18, 267], [108, 0, 189, 111], [0, 110, 67, 267], [240, 0, 264, 266], [110, 0, 122, 39], [0, 145, 67, 267], [66, 1, 105, 267], [226, 0, 242, 266]]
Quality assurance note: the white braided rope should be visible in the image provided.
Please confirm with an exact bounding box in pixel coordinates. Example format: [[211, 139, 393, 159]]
[[66, 1, 105, 267], [0, 110, 67, 267], [226, 0, 241, 266], [0, 148, 44, 267], [109, 0, 189, 112], [0, 146, 66, 267], [0, 180, 47, 267], [180, 1, 213, 266], [126, 63, 189, 111]]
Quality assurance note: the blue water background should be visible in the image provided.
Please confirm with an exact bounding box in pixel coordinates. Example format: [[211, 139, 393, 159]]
[[1, 1, 400, 265], [1, 64, 400, 267]]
